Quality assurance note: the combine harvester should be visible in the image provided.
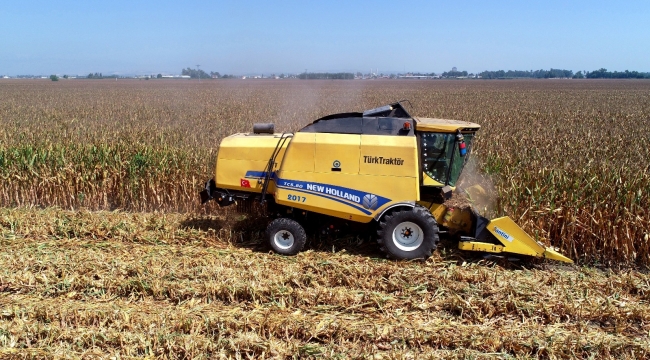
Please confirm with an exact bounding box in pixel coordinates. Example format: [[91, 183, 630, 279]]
[[201, 102, 572, 263]]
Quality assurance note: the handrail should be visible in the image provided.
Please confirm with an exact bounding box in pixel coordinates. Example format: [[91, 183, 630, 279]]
[[259, 133, 291, 203]]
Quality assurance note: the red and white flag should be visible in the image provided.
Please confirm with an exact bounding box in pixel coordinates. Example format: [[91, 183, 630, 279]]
[[240, 179, 251, 188]]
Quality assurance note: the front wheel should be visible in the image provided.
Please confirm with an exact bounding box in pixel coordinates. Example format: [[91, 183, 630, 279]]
[[266, 218, 307, 255], [377, 206, 439, 259]]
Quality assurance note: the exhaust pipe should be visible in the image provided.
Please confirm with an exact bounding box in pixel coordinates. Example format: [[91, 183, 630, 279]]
[[253, 123, 274, 134]]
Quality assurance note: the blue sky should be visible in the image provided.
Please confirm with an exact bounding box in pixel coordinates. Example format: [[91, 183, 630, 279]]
[[1, 0, 648, 75]]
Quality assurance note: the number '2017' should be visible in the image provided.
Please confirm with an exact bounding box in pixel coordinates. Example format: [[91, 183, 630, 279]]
[[287, 194, 306, 202]]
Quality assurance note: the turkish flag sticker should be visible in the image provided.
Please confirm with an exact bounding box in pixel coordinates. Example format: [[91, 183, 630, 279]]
[[240, 179, 251, 188]]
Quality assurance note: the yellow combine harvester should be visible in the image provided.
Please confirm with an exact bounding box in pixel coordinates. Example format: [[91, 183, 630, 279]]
[[200, 102, 572, 263]]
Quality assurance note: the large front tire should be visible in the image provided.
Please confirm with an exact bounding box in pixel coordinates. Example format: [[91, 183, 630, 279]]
[[377, 206, 439, 259], [266, 218, 307, 255]]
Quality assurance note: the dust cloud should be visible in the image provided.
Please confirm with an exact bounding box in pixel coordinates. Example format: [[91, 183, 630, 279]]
[[272, 80, 366, 132], [451, 155, 498, 217]]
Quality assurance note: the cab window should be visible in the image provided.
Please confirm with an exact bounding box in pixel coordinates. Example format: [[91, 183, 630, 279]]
[[420, 132, 473, 186]]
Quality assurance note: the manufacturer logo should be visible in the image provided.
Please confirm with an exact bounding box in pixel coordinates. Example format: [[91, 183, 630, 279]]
[[362, 194, 378, 210], [363, 156, 404, 165], [306, 183, 360, 203], [494, 227, 512, 242], [332, 160, 341, 168]]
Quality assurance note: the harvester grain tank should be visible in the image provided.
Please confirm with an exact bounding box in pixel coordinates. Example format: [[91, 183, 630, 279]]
[[200, 102, 572, 263]]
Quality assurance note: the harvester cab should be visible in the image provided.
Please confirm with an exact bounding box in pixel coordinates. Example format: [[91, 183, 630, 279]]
[[201, 101, 572, 263]]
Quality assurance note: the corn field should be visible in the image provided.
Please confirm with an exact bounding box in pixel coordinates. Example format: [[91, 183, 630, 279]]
[[1, 79, 648, 266], [1, 79, 650, 358]]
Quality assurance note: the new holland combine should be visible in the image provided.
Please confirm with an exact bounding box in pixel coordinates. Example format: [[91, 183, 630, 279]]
[[201, 102, 572, 263]]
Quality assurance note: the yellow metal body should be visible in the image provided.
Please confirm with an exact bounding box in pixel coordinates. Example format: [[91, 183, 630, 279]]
[[422, 172, 445, 187], [415, 117, 480, 132], [212, 115, 573, 263], [274, 132, 420, 222], [458, 217, 573, 263], [214, 132, 420, 223], [215, 133, 290, 193]]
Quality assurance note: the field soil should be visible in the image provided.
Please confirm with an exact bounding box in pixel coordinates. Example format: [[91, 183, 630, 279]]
[[1, 207, 649, 358]]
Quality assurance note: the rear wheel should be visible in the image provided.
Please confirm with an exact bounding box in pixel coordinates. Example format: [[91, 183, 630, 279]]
[[377, 206, 439, 259], [266, 218, 307, 255]]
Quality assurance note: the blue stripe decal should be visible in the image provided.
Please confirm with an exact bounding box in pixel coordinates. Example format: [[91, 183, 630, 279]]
[[245, 171, 276, 179], [277, 185, 373, 215], [244, 170, 392, 215], [275, 177, 391, 213]]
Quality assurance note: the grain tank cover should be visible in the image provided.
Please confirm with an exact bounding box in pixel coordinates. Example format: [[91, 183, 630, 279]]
[[298, 102, 416, 136]]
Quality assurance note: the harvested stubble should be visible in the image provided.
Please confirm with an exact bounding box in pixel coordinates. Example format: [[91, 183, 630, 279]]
[[1, 79, 649, 266], [1, 207, 649, 358]]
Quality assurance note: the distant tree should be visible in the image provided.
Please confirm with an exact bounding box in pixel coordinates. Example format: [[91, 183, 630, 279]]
[[442, 70, 468, 78], [50, 75, 59, 81], [63, 75, 68, 79], [88, 73, 94, 79], [157, 74, 162, 78], [573, 71, 584, 79], [182, 67, 211, 79], [279, 73, 285, 79]]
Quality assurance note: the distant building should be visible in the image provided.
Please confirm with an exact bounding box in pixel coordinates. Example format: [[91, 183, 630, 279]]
[[398, 75, 436, 79], [158, 75, 191, 79]]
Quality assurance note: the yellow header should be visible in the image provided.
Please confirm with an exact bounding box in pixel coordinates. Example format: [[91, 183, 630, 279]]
[[414, 117, 480, 133]]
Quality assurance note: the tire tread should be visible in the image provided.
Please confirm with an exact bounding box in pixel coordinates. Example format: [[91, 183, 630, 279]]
[[266, 218, 307, 255], [377, 205, 439, 260]]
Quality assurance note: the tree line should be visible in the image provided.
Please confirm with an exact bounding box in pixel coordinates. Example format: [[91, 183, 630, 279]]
[[585, 68, 649, 79], [180, 68, 238, 79], [298, 72, 354, 80], [87, 73, 118, 79], [479, 69, 574, 79], [65, 67, 650, 80], [477, 68, 649, 79]]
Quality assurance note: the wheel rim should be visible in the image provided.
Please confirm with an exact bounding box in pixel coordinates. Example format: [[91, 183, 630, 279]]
[[392, 221, 424, 251], [273, 230, 295, 250]]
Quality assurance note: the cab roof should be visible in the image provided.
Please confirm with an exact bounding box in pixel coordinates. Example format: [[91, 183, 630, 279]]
[[414, 117, 480, 133]]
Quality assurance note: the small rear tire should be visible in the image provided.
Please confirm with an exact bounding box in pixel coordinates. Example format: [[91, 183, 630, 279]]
[[377, 206, 439, 260], [266, 218, 307, 255]]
